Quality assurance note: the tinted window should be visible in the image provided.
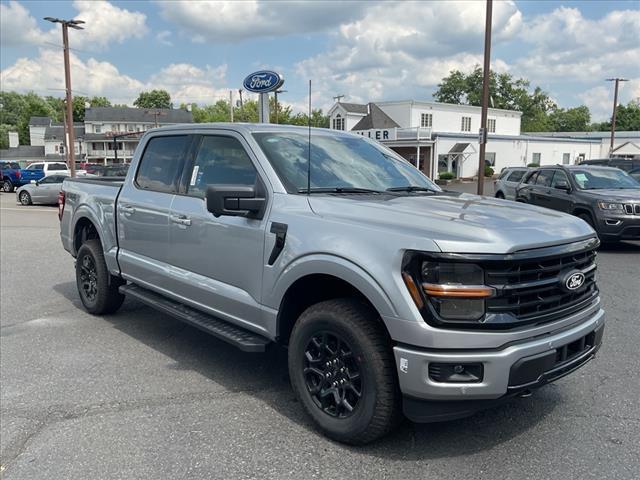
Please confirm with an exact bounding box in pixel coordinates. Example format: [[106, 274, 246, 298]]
[[38, 176, 57, 184], [498, 169, 510, 180], [136, 136, 191, 193], [507, 170, 525, 182], [571, 168, 639, 190], [535, 170, 554, 187], [551, 171, 569, 188], [48, 163, 67, 171], [523, 171, 539, 184], [187, 136, 257, 198], [27, 163, 44, 170]]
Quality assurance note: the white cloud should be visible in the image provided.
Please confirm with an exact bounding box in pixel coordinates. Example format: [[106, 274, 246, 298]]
[[156, 30, 173, 47], [0, 49, 229, 106], [579, 79, 640, 121], [295, 1, 521, 109], [0, 0, 148, 51], [158, 0, 371, 42]]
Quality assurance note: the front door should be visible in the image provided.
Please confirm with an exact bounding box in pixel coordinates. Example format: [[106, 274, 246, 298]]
[[548, 170, 573, 213], [168, 133, 270, 335], [117, 134, 193, 289]]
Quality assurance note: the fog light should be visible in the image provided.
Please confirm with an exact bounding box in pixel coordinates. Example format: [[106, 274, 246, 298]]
[[428, 363, 483, 383]]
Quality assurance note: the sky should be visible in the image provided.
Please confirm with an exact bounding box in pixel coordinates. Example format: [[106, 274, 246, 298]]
[[0, 0, 639, 121]]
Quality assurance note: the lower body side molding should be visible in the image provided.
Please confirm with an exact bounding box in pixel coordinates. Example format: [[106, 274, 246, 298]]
[[119, 284, 271, 352]]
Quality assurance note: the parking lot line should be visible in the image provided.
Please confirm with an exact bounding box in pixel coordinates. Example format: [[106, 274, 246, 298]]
[[0, 207, 56, 213]]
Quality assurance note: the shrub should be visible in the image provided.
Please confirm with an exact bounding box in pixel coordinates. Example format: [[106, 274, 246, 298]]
[[439, 172, 455, 180], [484, 165, 495, 177], [527, 162, 540, 167]]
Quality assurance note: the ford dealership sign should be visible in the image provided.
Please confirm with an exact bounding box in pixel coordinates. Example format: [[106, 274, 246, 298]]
[[243, 71, 284, 93]]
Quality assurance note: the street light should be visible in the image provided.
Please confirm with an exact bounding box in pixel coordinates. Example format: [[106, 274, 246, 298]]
[[605, 78, 629, 155], [44, 17, 85, 177]]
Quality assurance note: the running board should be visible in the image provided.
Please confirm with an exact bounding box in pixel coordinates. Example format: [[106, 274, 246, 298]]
[[119, 284, 271, 352]]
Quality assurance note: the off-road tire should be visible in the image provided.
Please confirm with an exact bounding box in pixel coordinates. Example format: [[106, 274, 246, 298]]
[[76, 239, 125, 315], [288, 298, 402, 444]]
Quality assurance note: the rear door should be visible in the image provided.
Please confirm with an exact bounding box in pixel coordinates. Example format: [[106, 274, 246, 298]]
[[117, 134, 194, 289], [36, 175, 66, 203], [504, 169, 526, 199], [167, 132, 270, 334]]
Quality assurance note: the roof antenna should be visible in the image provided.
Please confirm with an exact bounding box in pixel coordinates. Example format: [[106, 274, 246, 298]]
[[307, 80, 312, 196]]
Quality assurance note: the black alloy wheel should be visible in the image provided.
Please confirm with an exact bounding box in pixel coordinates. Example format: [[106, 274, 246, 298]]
[[303, 331, 362, 418], [79, 254, 98, 303]]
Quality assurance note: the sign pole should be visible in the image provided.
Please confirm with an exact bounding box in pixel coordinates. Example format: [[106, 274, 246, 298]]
[[258, 93, 270, 123]]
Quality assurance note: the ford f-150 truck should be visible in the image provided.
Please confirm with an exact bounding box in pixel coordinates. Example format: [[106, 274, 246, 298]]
[[59, 124, 605, 444]]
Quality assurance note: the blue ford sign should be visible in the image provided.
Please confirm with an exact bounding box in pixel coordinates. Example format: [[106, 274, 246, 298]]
[[243, 71, 284, 93]]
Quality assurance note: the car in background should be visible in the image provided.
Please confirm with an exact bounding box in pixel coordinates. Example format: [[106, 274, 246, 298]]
[[579, 157, 640, 172], [87, 164, 130, 177], [516, 165, 640, 242], [494, 167, 529, 200], [629, 167, 640, 183], [1, 161, 22, 192], [16, 174, 68, 205], [18, 162, 70, 185]]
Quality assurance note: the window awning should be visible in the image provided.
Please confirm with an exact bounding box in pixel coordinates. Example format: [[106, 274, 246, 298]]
[[448, 143, 470, 153]]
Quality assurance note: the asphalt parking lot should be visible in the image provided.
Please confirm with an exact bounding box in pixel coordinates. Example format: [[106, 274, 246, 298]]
[[1, 190, 639, 480]]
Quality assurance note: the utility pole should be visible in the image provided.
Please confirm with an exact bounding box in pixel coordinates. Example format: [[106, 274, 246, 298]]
[[238, 89, 244, 121], [229, 90, 234, 122], [476, 0, 492, 196], [333, 94, 345, 103], [146, 110, 167, 127], [45, 17, 85, 177], [606, 78, 628, 154]]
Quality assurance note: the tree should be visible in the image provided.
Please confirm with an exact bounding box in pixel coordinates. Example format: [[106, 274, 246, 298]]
[[188, 100, 232, 123], [434, 67, 558, 132], [133, 90, 172, 109], [548, 106, 591, 132], [590, 100, 640, 132]]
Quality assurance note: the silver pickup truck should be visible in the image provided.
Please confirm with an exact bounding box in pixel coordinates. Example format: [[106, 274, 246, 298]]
[[60, 124, 605, 444]]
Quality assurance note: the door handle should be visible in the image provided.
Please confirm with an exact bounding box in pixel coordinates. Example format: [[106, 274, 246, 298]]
[[120, 205, 136, 215], [170, 215, 192, 226]]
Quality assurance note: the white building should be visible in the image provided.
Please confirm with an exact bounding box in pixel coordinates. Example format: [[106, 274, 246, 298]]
[[328, 100, 613, 179]]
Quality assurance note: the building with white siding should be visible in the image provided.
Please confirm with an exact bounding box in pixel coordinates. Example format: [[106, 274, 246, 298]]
[[327, 100, 633, 179]]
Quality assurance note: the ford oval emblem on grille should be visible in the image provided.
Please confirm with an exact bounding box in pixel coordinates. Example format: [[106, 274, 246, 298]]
[[564, 271, 586, 291]]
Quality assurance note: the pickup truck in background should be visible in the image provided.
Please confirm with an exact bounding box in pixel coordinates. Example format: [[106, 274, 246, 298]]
[[18, 161, 72, 186], [59, 124, 605, 444], [1, 161, 22, 192]]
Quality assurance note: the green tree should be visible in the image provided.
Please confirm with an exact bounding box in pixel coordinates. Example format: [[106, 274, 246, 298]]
[[133, 89, 172, 109], [590, 100, 640, 132], [0, 91, 27, 126], [89, 96, 111, 107], [0, 124, 17, 149], [548, 105, 591, 132], [233, 99, 259, 123], [188, 100, 232, 123]]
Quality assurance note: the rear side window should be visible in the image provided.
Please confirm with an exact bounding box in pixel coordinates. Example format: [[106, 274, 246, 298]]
[[507, 170, 525, 182], [48, 163, 67, 171], [187, 136, 257, 198], [136, 136, 191, 193], [535, 170, 554, 187], [498, 169, 510, 180]]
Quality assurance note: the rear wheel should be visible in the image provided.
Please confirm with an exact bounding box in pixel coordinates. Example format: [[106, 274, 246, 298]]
[[19, 191, 31, 205], [495, 191, 505, 199], [288, 298, 401, 444], [3, 180, 14, 193], [76, 239, 124, 314]]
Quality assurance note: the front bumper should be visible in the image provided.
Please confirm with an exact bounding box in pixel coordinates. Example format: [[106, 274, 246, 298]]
[[393, 308, 604, 421], [595, 212, 640, 240]]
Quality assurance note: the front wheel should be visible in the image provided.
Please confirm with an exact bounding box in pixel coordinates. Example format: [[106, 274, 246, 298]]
[[76, 239, 125, 314], [19, 191, 31, 205], [3, 180, 14, 193], [288, 298, 401, 444]]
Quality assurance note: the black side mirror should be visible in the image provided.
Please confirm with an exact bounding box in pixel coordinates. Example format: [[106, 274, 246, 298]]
[[206, 184, 265, 219], [555, 180, 570, 191]]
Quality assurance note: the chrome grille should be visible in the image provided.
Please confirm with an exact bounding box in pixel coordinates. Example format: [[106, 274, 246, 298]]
[[623, 204, 640, 215]]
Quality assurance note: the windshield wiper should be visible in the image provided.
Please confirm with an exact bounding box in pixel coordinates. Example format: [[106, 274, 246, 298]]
[[386, 186, 437, 193], [298, 187, 387, 194]]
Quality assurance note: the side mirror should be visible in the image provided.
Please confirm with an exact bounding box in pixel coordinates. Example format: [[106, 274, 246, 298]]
[[31, 180, 37, 185], [555, 180, 570, 191], [206, 184, 265, 219]]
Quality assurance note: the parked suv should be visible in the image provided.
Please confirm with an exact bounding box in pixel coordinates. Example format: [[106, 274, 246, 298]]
[[516, 165, 640, 241], [60, 124, 605, 444], [494, 167, 529, 200], [579, 157, 640, 172]]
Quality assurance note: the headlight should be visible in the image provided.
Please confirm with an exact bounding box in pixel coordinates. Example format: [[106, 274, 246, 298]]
[[598, 201, 624, 210], [402, 255, 495, 324]]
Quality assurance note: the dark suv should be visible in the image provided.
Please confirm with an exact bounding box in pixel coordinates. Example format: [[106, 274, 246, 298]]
[[516, 165, 640, 241]]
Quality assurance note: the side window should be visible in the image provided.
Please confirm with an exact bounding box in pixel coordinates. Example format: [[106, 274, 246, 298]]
[[187, 136, 257, 199], [39, 176, 56, 184], [551, 171, 569, 188], [535, 170, 554, 187], [135, 135, 191, 193], [507, 170, 525, 182], [523, 171, 539, 184], [48, 163, 67, 171], [27, 163, 44, 170]]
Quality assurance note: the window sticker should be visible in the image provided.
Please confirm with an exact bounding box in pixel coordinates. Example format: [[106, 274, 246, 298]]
[[190, 165, 199, 186], [574, 173, 587, 186]]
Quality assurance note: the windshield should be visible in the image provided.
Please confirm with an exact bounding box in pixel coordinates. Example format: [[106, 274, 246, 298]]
[[252, 131, 440, 193], [571, 168, 640, 190]]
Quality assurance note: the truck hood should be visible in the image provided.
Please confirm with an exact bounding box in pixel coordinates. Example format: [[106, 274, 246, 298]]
[[308, 192, 595, 254]]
